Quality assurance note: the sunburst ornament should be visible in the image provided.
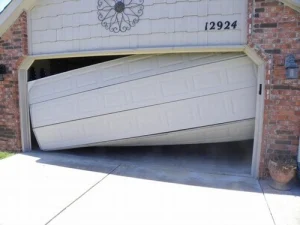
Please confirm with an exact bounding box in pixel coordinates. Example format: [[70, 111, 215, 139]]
[[97, 0, 144, 33]]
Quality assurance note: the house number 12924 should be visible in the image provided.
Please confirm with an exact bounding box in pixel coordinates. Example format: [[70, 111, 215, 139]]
[[205, 21, 237, 30]]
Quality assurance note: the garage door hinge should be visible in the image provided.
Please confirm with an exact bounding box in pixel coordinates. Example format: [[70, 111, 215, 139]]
[[259, 84, 262, 95]]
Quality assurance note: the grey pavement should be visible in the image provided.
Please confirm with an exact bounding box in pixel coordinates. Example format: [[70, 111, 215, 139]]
[[0, 150, 299, 225]]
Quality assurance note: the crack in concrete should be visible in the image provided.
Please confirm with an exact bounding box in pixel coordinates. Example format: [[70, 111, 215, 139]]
[[259, 180, 277, 225], [45, 164, 121, 225]]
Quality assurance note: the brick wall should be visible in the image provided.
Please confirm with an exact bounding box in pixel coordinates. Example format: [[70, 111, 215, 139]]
[[0, 12, 27, 152], [248, 0, 300, 177]]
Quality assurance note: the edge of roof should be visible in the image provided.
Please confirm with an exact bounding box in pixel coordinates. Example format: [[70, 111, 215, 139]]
[[0, 0, 36, 37], [279, 0, 300, 12], [0, 1, 13, 15]]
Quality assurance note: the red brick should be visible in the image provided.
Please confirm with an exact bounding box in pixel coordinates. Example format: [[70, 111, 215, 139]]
[[248, 0, 300, 178], [0, 12, 27, 152]]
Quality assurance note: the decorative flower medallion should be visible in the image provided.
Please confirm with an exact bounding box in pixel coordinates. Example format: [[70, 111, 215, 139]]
[[97, 0, 144, 33]]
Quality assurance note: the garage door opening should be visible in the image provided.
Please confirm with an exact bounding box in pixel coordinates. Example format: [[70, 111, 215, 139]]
[[27, 53, 257, 177]]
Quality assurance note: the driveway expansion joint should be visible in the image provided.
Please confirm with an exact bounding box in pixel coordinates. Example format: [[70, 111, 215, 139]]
[[259, 180, 276, 225], [45, 164, 121, 225]]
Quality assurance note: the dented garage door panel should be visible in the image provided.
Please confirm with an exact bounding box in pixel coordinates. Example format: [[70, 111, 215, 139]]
[[28, 53, 245, 104], [29, 53, 257, 151], [33, 88, 256, 150], [94, 119, 256, 147], [30, 57, 256, 128]]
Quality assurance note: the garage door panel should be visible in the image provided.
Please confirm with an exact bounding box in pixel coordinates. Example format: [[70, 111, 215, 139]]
[[161, 78, 189, 96], [28, 53, 245, 104], [29, 53, 257, 150], [137, 112, 164, 130], [199, 97, 228, 123], [31, 57, 256, 128], [157, 54, 185, 68], [31, 105, 53, 122], [78, 93, 100, 113], [33, 126, 62, 144], [127, 56, 155, 75], [34, 87, 256, 150], [84, 119, 108, 137], [193, 70, 223, 89], [102, 62, 126, 81], [166, 106, 197, 130], [231, 90, 256, 115], [226, 64, 257, 84], [104, 91, 127, 107], [93, 119, 255, 147], [131, 84, 159, 103], [76, 71, 98, 88]]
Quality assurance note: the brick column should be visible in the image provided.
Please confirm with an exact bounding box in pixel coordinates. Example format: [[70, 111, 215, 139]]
[[0, 12, 28, 152], [248, 0, 300, 177]]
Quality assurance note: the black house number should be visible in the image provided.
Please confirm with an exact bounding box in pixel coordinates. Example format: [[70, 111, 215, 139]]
[[205, 21, 237, 30]]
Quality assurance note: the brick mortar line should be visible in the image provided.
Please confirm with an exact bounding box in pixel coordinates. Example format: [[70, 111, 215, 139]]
[[45, 164, 122, 225]]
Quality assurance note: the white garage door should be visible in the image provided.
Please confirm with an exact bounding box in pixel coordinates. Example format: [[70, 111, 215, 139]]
[[28, 53, 257, 151]]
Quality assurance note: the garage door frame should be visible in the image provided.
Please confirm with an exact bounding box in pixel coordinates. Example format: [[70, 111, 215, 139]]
[[18, 46, 265, 178]]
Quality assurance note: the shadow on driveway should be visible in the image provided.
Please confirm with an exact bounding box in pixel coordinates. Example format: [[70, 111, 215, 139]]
[[26, 143, 299, 195]]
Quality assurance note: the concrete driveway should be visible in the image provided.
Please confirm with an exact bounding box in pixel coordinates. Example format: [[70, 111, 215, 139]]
[[0, 150, 299, 225]]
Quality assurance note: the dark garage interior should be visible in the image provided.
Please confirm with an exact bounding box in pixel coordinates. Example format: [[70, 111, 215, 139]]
[[31, 138, 254, 177]]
